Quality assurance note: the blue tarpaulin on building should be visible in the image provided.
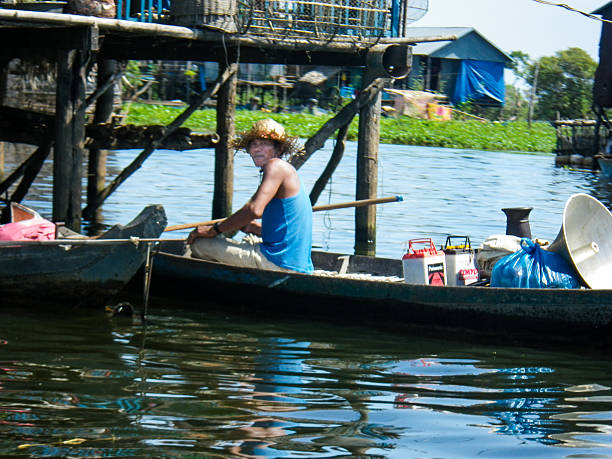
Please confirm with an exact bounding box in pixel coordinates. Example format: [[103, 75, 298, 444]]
[[452, 60, 505, 105]]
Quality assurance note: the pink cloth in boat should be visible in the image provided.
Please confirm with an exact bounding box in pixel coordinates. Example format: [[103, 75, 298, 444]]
[[0, 214, 55, 241]]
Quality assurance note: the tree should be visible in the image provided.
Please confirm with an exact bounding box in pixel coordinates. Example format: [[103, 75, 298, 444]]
[[529, 48, 597, 120], [501, 84, 529, 120], [502, 51, 533, 120]]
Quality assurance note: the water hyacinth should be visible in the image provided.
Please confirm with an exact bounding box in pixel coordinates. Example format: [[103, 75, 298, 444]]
[[125, 103, 556, 153]]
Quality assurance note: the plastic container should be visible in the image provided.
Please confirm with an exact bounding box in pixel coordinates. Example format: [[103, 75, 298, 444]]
[[402, 238, 446, 285], [444, 235, 479, 286]]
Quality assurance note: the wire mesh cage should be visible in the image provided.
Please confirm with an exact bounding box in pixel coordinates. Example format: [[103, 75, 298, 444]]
[[236, 0, 392, 40], [168, 0, 428, 40], [171, 0, 238, 32]]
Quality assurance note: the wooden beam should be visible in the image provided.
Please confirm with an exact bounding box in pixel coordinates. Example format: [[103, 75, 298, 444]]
[[0, 26, 99, 58], [213, 61, 238, 219], [0, 107, 219, 150]]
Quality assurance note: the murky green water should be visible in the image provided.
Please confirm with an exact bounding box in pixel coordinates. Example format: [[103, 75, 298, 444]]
[[2, 142, 612, 457]]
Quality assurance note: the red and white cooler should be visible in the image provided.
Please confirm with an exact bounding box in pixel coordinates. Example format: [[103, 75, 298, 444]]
[[402, 238, 446, 286]]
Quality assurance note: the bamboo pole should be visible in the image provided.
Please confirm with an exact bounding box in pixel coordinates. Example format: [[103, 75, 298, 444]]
[[163, 195, 403, 232]]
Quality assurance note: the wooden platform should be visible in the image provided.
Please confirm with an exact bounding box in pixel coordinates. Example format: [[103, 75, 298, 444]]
[[0, 9, 443, 66]]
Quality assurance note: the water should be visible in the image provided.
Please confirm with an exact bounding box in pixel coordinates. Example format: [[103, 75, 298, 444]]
[[9, 141, 612, 257], [2, 142, 612, 457], [1, 306, 611, 458]]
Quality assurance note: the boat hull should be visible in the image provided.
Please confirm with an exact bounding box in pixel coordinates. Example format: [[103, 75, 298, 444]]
[[598, 156, 612, 177], [0, 205, 167, 308], [150, 245, 612, 340]]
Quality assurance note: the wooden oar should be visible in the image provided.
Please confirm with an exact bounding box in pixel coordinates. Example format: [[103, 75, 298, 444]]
[[163, 195, 403, 232]]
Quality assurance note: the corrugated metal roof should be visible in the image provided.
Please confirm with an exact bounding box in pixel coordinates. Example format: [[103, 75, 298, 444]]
[[404, 27, 512, 63]]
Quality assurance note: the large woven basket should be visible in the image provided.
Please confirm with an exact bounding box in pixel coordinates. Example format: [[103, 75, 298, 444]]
[[171, 0, 237, 32]]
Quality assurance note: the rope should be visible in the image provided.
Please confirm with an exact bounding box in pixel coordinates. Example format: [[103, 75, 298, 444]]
[[531, 0, 612, 24]]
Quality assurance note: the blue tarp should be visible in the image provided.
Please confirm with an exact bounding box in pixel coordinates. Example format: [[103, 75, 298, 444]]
[[452, 60, 505, 105]]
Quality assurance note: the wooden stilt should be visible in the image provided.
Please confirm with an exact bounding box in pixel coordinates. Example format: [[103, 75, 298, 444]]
[[53, 49, 75, 226], [355, 70, 386, 256], [0, 57, 7, 178], [53, 27, 98, 230], [212, 61, 238, 219], [68, 50, 89, 232], [86, 58, 116, 222]]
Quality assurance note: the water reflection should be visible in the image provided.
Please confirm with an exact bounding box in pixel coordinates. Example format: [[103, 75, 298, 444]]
[[1, 307, 611, 457]]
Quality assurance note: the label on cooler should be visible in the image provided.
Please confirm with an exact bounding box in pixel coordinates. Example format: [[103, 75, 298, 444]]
[[428, 262, 446, 286], [458, 268, 479, 285]]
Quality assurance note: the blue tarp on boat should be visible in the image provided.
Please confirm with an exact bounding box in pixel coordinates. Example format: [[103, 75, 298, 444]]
[[452, 60, 505, 105]]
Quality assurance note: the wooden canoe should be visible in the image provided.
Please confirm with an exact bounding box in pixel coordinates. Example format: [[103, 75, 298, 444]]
[[149, 241, 612, 342], [0, 205, 167, 308]]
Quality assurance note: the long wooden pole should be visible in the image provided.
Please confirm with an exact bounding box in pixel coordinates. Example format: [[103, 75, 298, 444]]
[[163, 195, 403, 232]]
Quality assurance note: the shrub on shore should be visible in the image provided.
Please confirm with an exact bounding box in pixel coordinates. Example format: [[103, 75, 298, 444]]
[[124, 103, 556, 153]]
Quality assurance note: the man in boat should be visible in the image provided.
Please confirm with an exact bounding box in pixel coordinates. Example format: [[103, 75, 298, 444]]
[[187, 118, 314, 274]]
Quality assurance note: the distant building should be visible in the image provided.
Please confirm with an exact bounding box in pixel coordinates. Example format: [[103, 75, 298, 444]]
[[402, 27, 513, 107]]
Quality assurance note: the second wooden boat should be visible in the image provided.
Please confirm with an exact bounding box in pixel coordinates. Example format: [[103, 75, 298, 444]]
[[0, 204, 167, 308]]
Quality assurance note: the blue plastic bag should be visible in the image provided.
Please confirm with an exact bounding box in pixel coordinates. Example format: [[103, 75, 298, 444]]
[[490, 238, 581, 289]]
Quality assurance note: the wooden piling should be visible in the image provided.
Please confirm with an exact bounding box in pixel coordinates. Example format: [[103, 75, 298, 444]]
[[86, 58, 116, 222], [0, 59, 7, 177], [212, 61, 238, 219], [355, 70, 384, 256], [53, 49, 75, 227]]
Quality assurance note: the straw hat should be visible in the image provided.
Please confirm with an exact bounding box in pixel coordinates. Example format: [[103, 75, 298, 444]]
[[233, 118, 301, 157]]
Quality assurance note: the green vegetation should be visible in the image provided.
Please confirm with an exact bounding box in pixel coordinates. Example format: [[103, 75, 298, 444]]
[[125, 103, 557, 153]]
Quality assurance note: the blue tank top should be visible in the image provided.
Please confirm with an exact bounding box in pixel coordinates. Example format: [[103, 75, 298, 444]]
[[260, 183, 313, 274]]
